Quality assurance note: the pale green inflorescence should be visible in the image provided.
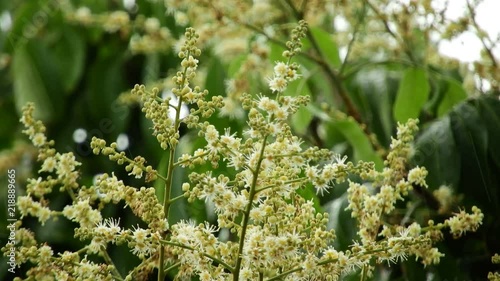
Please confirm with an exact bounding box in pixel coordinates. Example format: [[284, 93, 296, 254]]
[[5, 21, 485, 281]]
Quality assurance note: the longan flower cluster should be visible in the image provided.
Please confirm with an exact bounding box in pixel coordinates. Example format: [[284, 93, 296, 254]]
[[9, 18, 487, 281], [267, 21, 307, 93], [66, 7, 172, 54], [12, 103, 172, 280], [445, 206, 484, 238], [94, 173, 167, 232], [19, 103, 54, 156], [132, 28, 223, 151], [16, 103, 82, 226], [90, 136, 157, 181], [344, 119, 484, 267], [173, 24, 443, 280], [489, 253, 500, 281], [220, 37, 271, 119], [129, 16, 172, 54], [67, 8, 130, 34]]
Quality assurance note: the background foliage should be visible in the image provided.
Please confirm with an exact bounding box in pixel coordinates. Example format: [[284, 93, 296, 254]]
[[1, 0, 499, 280]]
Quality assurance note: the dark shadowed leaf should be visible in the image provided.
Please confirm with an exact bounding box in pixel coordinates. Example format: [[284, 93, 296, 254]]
[[412, 116, 460, 189], [449, 102, 494, 209], [52, 26, 86, 93], [476, 97, 500, 168]]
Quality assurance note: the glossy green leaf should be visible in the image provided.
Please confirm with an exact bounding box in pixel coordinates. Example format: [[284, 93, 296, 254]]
[[393, 67, 430, 122], [437, 78, 467, 117], [296, 183, 322, 212], [285, 78, 313, 135], [291, 106, 313, 135], [324, 194, 357, 250], [303, 27, 341, 68], [348, 69, 395, 147], [332, 118, 383, 170], [86, 52, 127, 133], [52, 27, 86, 93], [205, 56, 226, 97], [449, 102, 492, 208], [6, 2, 42, 51], [412, 116, 460, 189], [12, 44, 54, 122], [476, 97, 500, 168], [320, 119, 347, 149]]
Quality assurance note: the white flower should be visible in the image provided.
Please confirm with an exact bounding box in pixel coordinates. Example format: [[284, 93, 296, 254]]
[[32, 133, 46, 147], [205, 125, 219, 144], [268, 76, 287, 92], [273, 62, 288, 76]]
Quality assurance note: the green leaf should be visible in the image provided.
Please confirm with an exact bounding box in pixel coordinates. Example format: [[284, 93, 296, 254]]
[[348, 69, 395, 147], [449, 102, 494, 209], [393, 67, 430, 122], [86, 52, 127, 132], [303, 27, 341, 68], [227, 54, 247, 77], [269, 41, 286, 63], [154, 153, 169, 203], [437, 79, 467, 117], [143, 53, 161, 83], [296, 183, 322, 212], [0, 102, 18, 147], [332, 118, 383, 170], [12, 43, 54, 122], [52, 27, 86, 93], [324, 194, 357, 250], [412, 116, 460, 189], [476, 96, 500, 168], [286, 78, 313, 134], [6, 2, 42, 51], [204, 56, 226, 97]]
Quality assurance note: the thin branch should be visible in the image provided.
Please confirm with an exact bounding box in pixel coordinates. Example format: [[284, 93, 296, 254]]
[[364, 0, 417, 63], [339, 2, 367, 75], [161, 240, 234, 272], [100, 248, 125, 281], [283, 0, 363, 124], [466, 0, 498, 67]]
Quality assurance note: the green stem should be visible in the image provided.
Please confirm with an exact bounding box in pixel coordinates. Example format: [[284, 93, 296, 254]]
[[339, 2, 367, 75], [158, 54, 189, 281], [254, 177, 307, 193], [157, 111, 180, 281], [168, 194, 185, 203], [282, 0, 363, 125], [100, 248, 124, 281], [233, 135, 269, 281], [364, 0, 417, 63], [161, 240, 234, 272], [164, 262, 181, 273], [466, 0, 498, 68]]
